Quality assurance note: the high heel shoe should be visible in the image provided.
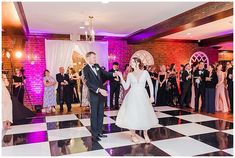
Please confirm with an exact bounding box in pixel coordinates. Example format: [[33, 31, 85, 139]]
[[144, 134, 151, 143], [131, 135, 140, 144]]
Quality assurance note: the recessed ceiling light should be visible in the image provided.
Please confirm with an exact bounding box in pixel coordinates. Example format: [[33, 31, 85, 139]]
[[187, 33, 191, 35], [80, 26, 85, 29]]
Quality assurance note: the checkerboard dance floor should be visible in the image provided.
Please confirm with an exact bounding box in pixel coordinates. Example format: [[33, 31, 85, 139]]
[[2, 106, 233, 156]]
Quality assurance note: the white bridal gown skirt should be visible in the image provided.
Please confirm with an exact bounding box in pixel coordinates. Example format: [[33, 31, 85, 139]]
[[116, 86, 159, 130]]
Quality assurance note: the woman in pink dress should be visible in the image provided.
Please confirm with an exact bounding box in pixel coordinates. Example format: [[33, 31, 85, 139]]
[[215, 64, 229, 113]]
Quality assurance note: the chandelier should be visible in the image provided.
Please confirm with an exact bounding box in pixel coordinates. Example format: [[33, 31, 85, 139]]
[[84, 16, 95, 41]]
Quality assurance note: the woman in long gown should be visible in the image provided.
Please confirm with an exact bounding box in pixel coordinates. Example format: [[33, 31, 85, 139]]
[[215, 64, 229, 113], [116, 57, 159, 143], [156, 65, 167, 106], [2, 74, 13, 129]]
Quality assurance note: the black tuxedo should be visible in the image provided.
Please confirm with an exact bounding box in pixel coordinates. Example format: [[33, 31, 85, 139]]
[[194, 68, 206, 111], [56, 73, 73, 111], [180, 70, 192, 107], [83, 64, 114, 138], [109, 68, 121, 110], [227, 67, 233, 113]]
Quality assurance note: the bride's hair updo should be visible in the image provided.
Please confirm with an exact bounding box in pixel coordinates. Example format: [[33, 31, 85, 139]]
[[132, 57, 144, 69]]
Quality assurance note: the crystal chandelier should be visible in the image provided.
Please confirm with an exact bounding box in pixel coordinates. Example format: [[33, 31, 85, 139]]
[[85, 16, 95, 41]]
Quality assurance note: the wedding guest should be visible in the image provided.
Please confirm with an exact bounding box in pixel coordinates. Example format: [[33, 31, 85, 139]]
[[180, 63, 192, 108], [226, 61, 233, 113], [101, 66, 109, 109], [168, 63, 180, 106], [69, 68, 80, 103], [2, 73, 12, 129], [80, 66, 90, 108], [157, 65, 167, 106], [179, 64, 184, 95], [215, 64, 229, 113], [149, 67, 158, 104], [205, 64, 218, 114], [43, 70, 57, 113], [109, 62, 121, 110], [190, 63, 199, 109], [12, 68, 26, 104], [194, 61, 206, 112], [56, 67, 73, 112]]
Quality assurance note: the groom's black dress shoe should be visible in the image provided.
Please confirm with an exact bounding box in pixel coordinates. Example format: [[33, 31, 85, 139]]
[[92, 136, 101, 142], [98, 134, 107, 138]]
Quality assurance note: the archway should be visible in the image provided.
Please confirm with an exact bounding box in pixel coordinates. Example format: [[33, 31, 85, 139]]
[[131, 50, 154, 66], [190, 51, 209, 67]]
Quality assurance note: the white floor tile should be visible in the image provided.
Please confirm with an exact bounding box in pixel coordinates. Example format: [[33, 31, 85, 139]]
[[104, 110, 119, 117], [2, 142, 51, 156], [223, 148, 233, 155], [175, 114, 218, 122], [154, 106, 179, 112], [166, 123, 218, 136], [45, 114, 78, 122], [98, 131, 145, 149], [79, 117, 115, 126], [71, 149, 110, 156], [223, 129, 233, 135], [47, 127, 91, 141], [5, 123, 47, 135], [151, 137, 218, 156], [155, 111, 173, 118]]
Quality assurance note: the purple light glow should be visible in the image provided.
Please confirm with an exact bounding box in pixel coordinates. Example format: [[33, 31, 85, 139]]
[[26, 131, 48, 144]]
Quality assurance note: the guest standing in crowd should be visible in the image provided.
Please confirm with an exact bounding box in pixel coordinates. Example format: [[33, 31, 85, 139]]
[[80, 64, 90, 108], [12, 69, 26, 104], [179, 64, 184, 95], [226, 61, 233, 114], [69, 68, 80, 103], [157, 65, 167, 106], [194, 61, 206, 112], [190, 63, 199, 109], [205, 64, 218, 114], [2, 73, 12, 129], [56, 67, 73, 112], [215, 64, 229, 113], [43, 70, 57, 113], [180, 63, 192, 108], [109, 62, 121, 110], [149, 67, 158, 105], [168, 63, 180, 106]]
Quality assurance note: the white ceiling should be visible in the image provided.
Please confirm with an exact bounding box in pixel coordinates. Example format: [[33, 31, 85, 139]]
[[22, 2, 205, 36], [162, 16, 233, 40]]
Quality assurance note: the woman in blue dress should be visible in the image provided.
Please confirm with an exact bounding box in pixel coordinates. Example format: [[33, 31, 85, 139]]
[[43, 70, 57, 113]]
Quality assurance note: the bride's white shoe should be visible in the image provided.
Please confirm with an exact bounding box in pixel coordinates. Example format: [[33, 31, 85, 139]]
[[144, 134, 151, 143], [131, 135, 140, 144]]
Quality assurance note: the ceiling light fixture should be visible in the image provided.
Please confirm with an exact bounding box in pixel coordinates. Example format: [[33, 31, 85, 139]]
[[101, 0, 110, 4]]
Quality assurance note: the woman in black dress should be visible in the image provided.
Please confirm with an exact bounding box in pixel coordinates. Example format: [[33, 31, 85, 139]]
[[68, 68, 80, 103], [157, 65, 167, 106], [205, 64, 218, 114], [168, 64, 180, 106], [12, 69, 26, 104]]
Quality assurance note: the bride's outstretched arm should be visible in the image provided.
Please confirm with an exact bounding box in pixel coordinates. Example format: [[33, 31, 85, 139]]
[[118, 72, 131, 90], [146, 71, 154, 100]]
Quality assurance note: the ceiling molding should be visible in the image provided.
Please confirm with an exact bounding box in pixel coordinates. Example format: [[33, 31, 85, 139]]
[[127, 2, 233, 44], [199, 33, 233, 47], [14, 2, 30, 37]]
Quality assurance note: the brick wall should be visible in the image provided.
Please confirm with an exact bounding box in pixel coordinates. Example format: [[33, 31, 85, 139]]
[[2, 35, 218, 106]]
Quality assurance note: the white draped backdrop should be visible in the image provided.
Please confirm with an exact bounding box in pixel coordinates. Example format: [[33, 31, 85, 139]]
[[45, 40, 108, 78]]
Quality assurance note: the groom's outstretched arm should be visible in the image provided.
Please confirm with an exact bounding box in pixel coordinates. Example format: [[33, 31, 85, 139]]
[[97, 65, 114, 80]]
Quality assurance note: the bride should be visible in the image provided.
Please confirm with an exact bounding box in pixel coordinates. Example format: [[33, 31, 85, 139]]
[[116, 57, 159, 143]]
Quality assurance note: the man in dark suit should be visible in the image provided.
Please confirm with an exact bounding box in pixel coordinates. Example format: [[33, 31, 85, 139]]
[[227, 61, 233, 114], [194, 61, 206, 112], [109, 62, 121, 110], [180, 63, 192, 108], [83, 52, 117, 142], [56, 67, 73, 112]]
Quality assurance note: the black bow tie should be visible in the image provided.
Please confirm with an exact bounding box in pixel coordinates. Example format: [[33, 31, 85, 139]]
[[92, 65, 96, 68]]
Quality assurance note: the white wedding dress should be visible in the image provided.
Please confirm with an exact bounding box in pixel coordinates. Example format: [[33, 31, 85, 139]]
[[116, 70, 159, 130]]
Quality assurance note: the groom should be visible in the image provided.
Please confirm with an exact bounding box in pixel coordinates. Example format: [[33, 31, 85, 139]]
[[83, 51, 117, 142]]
